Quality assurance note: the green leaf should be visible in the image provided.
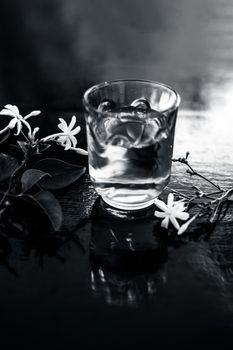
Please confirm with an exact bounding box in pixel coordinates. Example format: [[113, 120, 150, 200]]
[[21, 169, 50, 192], [0, 129, 10, 144], [33, 158, 86, 190], [0, 153, 19, 182], [24, 191, 63, 231]]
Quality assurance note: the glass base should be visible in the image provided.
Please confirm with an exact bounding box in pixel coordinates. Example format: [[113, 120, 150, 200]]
[[101, 196, 155, 211]]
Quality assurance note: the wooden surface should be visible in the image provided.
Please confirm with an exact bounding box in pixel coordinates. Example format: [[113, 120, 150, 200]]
[[0, 111, 233, 349]]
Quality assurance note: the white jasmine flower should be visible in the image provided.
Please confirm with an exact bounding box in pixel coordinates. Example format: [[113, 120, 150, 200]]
[[0, 104, 23, 135], [41, 115, 88, 155], [0, 104, 41, 136], [57, 116, 81, 150], [154, 193, 190, 230]]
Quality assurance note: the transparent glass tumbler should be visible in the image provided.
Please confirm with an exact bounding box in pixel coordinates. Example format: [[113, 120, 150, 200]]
[[83, 80, 180, 211]]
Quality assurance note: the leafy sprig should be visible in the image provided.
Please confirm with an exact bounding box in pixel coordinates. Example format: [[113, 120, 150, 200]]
[[0, 104, 88, 233]]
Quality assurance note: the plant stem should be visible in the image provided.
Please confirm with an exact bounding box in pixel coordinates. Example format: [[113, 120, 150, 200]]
[[186, 162, 221, 190], [173, 158, 222, 191], [205, 190, 223, 196], [166, 187, 190, 200], [21, 130, 30, 142]]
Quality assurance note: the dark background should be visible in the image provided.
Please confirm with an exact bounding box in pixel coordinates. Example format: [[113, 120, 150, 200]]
[[1, 0, 233, 163], [1, 0, 231, 111]]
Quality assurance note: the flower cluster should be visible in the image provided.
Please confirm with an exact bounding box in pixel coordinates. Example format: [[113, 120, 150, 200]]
[[0, 104, 87, 155]]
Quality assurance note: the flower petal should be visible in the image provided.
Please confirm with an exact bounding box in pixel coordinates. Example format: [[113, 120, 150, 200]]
[[170, 215, 180, 230], [175, 212, 190, 221], [57, 135, 67, 145], [73, 148, 88, 155], [70, 125, 81, 136], [0, 109, 16, 118], [167, 193, 174, 209], [154, 198, 168, 212], [58, 118, 67, 132], [173, 201, 187, 213], [5, 104, 19, 115], [154, 211, 167, 218], [0, 126, 9, 134], [15, 120, 22, 135], [161, 216, 169, 229], [178, 216, 197, 235], [8, 118, 17, 129], [24, 110, 41, 120], [64, 137, 72, 150], [68, 115, 77, 131], [69, 134, 77, 148]]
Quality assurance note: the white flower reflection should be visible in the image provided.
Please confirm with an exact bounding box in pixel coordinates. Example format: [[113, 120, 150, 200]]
[[154, 193, 190, 232]]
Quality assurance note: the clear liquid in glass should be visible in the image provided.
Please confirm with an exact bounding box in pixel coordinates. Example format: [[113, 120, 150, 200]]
[[86, 106, 174, 210]]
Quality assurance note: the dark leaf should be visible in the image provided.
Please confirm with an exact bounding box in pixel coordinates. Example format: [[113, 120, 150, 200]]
[[33, 158, 86, 190], [24, 191, 63, 231], [21, 169, 50, 192], [0, 129, 10, 144], [0, 153, 19, 182]]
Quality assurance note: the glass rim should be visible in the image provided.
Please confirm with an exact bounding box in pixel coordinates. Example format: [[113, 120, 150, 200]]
[[83, 79, 181, 116]]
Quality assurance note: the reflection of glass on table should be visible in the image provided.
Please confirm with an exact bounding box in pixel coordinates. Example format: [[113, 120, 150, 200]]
[[90, 263, 168, 306], [89, 199, 168, 305]]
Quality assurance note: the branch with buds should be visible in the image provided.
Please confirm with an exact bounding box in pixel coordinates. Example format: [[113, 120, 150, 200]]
[[154, 153, 233, 236]]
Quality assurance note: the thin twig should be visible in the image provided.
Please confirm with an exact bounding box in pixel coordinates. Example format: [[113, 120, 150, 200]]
[[173, 157, 222, 191], [20, 130, 30, 142]]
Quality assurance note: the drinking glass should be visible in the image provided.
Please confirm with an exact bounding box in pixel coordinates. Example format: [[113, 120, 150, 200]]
[[83, 80, 180, 211]]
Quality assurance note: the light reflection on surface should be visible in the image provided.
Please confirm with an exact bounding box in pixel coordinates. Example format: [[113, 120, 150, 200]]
[[90, 264, 167, 306], [174, 80, 233, 164]]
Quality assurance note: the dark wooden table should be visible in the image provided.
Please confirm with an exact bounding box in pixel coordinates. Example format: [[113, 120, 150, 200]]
[[0, 109, 233, 349], [1, 0, 233, 348]]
